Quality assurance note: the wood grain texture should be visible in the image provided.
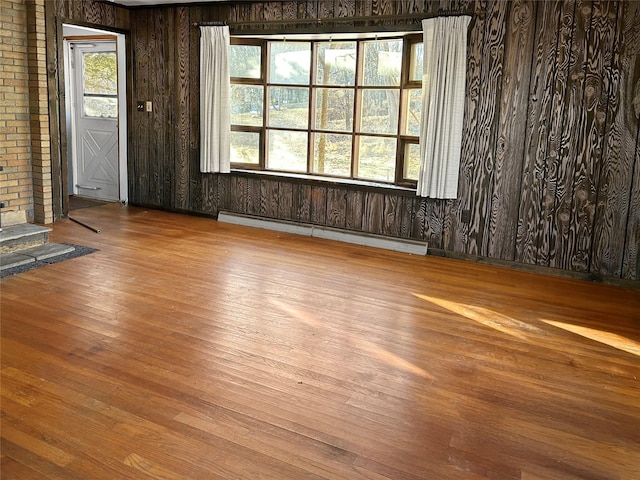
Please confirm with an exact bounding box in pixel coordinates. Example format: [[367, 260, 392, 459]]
[[174, 6, 190, 211], [148, 9, 166, 207], [466, 0, 507, 257], [2, 204, 639, 479], [132, 15, 150, 207], [593, 0, 640, 278], [326, 187, 347, 229], [278, 181, 294, 220], [568, 0, 618, 272], [487, 0, 536, 261], [515, 0, 564, 265], [292, 183, 312, 223], [310, 185, 327, 224], [189, 6, 205, 213], [447, 0, 487, 253], [550, 0, 592, 271], [345, 190, 364, 231], [538, 0, 578, 267], [47, 0, 640, 282], [363, 191, 384, 235]]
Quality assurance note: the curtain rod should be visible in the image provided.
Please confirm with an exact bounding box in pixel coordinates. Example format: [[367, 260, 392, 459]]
[[192, 10, 477, 28]]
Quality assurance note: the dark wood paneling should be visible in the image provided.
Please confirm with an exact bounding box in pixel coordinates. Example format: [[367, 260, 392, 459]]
[[593, 1, 640, 278], [132, 16, 149, 206], [515, 0, 564, 265], [466, 0, 507, 256], [568, 0, 618, 272], [487, 0, 536, 261], [326, 187, 347, 229], [310, 185, 327, 225], [278, 181, 294, 220], [382, 195, 401, 237], [363, 192, 384, 235], [174, 6, 190, 211], [114, 0, 640, 281], [292, 183, 312, 223], [448, 0, 487, 253], [551, 0, 593, 271], [345, 190, 364, 231], [246, 176, 261, 216]]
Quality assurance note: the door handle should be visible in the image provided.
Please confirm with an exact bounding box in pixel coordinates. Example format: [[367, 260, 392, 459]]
[[76, 185, 102, 190]]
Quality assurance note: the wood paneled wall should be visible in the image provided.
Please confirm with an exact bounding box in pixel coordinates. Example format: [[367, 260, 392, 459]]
[[51, 0, 640, 281]]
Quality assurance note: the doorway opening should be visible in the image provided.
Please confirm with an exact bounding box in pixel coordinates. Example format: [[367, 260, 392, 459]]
[[63, 24, 128, 209]]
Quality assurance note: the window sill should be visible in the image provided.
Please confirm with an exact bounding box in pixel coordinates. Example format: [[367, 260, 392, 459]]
[[229, 169, 418, 197]]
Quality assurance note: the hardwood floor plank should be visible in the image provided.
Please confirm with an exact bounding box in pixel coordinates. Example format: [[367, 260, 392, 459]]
[[2, 204, 638, 479]]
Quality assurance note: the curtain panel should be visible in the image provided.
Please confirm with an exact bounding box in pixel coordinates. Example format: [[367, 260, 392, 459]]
[[417, 16, 471, 199], [200, 26, 231, 173]]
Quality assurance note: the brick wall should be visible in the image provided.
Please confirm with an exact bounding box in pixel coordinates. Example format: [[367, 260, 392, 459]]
[[0, 0, 35, 226], [26, 0, 53, 224]]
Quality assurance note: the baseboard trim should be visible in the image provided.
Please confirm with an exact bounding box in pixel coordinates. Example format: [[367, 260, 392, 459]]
[[217, 211, 428, 256]]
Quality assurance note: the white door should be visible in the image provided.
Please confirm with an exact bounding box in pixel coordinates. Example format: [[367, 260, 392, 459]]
[[71, 41, 119, 201]]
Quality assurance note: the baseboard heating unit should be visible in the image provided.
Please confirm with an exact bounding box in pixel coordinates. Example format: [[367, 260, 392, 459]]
[[217, 211, 428, 256]]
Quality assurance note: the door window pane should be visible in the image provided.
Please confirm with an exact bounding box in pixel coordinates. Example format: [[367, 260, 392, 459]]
[[360, 89, 399, 135], [362, 39, 402, 86], [230, 44, 261, 79], [83, 97, 117, 118], [231, 131, 260, 164], [315, 88, 354, 132], [83, 52, 117, 94], [316, 42, 356, 86], [231, 85, 263, 126], [357, 136, 397, 182], [269, 42, 311, 85], [268, 87, 309, 129], [313, 133, 352, 176], [267, 130, 307, 172]]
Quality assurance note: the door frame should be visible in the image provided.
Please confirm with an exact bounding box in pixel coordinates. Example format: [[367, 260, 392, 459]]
[[62, 24, 128, 205]]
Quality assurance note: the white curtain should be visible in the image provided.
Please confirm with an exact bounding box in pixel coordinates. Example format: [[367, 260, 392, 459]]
[[417, 16, 471, 199], [200, 26, 231, 173]]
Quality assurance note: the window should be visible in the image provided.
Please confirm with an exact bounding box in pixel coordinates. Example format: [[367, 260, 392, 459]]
[[82, 51, 118, 118], [230, 34, 423, 187]]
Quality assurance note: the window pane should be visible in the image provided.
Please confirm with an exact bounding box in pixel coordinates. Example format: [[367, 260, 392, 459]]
[[403, 88, 422, 136], [316, 42, 356, 86], [313, 133, 352, 176], [230, 44, 261, 79], [268, 87, 309, 129], [231, 85, 263, 126], [404, 143, 420, 180], [315, 88, 354, 132], [269, 42, 311, 85], [231, 131, 260, 164], [362, 39, 402, 86], [83, 52, 117, 95], [410, 42, 424, 82], [357, 136, 397, 182], [84, 96, 117, 118], [360, 89, 399, 135], [268, 130, 307, 172]]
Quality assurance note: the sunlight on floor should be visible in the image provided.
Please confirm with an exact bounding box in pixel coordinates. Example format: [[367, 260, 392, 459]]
[[412, 293, 541, 340], [269, 298, 433, 379], [541, 319, 640, 357]]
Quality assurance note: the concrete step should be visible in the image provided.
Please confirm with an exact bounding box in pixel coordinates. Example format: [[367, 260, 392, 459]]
[[0, 223, 52, 254], [0, 243, 75, 271]]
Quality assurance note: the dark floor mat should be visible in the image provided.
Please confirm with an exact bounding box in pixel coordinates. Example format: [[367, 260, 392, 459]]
[[1, 244, 98, 278]]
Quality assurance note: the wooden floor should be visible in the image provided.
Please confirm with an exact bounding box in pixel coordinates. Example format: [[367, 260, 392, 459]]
[[1, 204, 639, 480]]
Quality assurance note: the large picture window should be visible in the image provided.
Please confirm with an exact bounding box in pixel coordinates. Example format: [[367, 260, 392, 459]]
[[230, 34, 422, 188]]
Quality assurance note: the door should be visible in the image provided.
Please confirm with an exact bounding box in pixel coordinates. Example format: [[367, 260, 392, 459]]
[[70, 41, 119, 201]]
